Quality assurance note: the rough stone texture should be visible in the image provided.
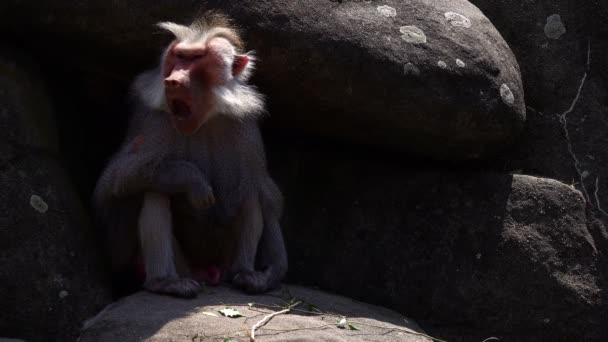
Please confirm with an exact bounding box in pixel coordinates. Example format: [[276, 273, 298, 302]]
[[79, 286, 429, 342], [465, 1, 608, 336], [0, 0, 525, 160], [265, 136, 603, 341], [470, 0, 608, 212], [0, 51, 112, 342]]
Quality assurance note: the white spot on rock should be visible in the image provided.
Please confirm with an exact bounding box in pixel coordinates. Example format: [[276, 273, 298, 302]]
[[30, 195, 48, 213], [399, 25, 427, 44], [582, 171, 590, 178], [544, 14, 566, 39], [456, 59, 466, 67], [403, 62, 420, 76], [476, 253, 482, 260], [377, 5, 397, 17], [52, 274, 65, 285], [59, 290, 69, 299], [500, 83, 515, 105], [444, 12, 472, 28], [437, 61, 448, 69]]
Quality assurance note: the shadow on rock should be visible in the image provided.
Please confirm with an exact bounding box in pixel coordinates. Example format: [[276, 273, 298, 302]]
[[269, 136, 602, 341]]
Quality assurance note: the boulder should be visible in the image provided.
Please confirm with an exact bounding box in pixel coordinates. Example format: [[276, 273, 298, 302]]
[[0, 0, 525, 159], [79, 286, 430, 342], [267, 137, 603, 341], [0, 50, 112, 342]]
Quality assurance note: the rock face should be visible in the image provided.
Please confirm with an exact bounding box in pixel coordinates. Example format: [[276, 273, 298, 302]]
[[267, 137, 603, 341], [79, 286, 429, 342], [0, 51, 112, 341], [470, 0, 608, 214], [465, 2, 608, 337], [0, 0, 525, 160]]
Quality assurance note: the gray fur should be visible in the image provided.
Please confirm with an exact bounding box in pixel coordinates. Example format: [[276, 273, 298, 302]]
[[139, 192, 178, 281]]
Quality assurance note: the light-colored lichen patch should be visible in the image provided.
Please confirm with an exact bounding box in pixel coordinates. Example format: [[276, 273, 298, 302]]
[[403, 62, 420, 76], [500, 84, 515, 105], [377, 5, 397, 17], [59, 290, 69, 299], [456, 59, 466, 67], [399, 25, 427, 44], [444, 12, 472, 28], [437, 61, 448, 69], [30, 195, 48, 213], [544, 14, 566, 39]]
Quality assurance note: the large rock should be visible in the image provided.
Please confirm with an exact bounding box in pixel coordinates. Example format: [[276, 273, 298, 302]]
[[0, 0, 525, 159], [0, 50, 112, 341], [79, 286, 430, 342], [266, 137, 603, 341]]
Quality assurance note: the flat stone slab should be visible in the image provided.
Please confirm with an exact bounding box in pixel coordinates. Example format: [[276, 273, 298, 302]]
[[80, 285, 431, 342]]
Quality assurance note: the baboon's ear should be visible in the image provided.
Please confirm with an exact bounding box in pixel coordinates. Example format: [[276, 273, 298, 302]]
[[233, 52, 256, 81], [232, 55, 250, 77]]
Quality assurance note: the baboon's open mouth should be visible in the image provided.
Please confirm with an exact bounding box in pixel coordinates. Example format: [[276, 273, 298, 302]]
[[170, 100, 192, 120]]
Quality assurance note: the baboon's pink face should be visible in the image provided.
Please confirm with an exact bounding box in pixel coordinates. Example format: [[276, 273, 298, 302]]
[[162, 37, 249, 135]]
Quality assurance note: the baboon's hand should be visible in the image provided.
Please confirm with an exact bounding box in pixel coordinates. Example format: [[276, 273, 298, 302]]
[[188, 183, 215, 210]]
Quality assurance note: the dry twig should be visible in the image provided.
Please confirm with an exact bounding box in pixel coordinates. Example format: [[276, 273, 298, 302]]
[[249, 301, 302, 341]]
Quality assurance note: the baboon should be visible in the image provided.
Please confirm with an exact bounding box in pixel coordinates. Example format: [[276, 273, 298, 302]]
[[94, 12, 287, 298]]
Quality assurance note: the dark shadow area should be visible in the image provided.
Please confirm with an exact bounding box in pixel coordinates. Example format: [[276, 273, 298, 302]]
[[265, 134, 602, 341]]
